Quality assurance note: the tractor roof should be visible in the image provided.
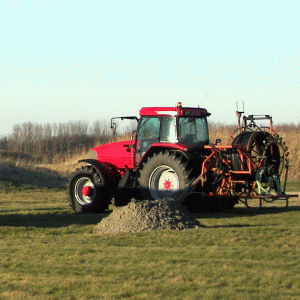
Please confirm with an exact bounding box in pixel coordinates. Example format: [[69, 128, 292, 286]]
[[139, 103, 210, 117]]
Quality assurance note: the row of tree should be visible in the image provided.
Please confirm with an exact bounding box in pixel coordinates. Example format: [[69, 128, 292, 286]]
[[1, 119, 298, 164], [0, 120, 136, 163]]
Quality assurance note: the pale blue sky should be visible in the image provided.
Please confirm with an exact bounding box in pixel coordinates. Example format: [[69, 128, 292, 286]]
[[1, 0, 299, 137]]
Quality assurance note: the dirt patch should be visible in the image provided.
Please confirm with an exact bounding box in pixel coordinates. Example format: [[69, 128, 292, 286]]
[[94, 198, 203, 235]]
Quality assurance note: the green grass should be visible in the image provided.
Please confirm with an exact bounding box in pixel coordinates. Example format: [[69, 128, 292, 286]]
[[0, 187, 300, 299], [286, 181, 300, 192]]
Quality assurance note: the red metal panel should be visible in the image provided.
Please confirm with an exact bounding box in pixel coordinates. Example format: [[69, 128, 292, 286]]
[[147, 142, 192, 152], [139, 107, 177, 116], [139, 106, 209, 117], [92, 140, 134, 170]]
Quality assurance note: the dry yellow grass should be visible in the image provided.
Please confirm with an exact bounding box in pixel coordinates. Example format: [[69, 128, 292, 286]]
[[53, 124, 298, 181], [275, 125, 300, 182], [1, 126, 298, 182]]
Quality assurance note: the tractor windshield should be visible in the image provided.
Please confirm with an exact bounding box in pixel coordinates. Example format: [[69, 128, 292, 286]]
[[178, 117, 209, 147]]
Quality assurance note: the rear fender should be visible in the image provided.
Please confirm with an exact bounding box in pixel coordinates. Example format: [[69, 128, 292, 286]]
[[139, 145, 192, 167], [78, 159, 120, 186]]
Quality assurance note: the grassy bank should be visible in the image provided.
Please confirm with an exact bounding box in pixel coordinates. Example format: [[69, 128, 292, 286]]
[[0, 187, 300, 299]]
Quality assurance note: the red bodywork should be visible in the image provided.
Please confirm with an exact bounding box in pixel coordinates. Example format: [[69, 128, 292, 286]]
[[92, 140, 135, 170], [139, 106, 209, 117], [92, 140, 192, 173]]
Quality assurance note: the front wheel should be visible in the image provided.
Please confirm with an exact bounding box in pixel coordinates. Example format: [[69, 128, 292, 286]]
[[68, 166, 112, 213]]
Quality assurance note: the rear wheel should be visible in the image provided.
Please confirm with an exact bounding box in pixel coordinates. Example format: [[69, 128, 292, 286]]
[[138, 152, 192, 201], [68, 166, 112, 213]]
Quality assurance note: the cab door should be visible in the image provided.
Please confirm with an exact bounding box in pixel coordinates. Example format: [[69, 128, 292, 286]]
[[134, 116, 160, 167]]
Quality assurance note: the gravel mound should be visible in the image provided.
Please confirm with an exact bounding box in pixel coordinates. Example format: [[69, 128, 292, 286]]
[[94, 198, 203, 235]]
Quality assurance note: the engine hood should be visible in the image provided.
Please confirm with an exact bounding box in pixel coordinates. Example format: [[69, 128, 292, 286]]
[[90, 140, 134, 169]]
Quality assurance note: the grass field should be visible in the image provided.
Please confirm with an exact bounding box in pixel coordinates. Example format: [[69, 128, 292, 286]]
[[0, 186, 300, 300]]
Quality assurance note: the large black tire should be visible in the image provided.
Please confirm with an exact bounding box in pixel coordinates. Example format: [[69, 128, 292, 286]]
[[68, 166, 112, 213], [138, 152, 193, 201]]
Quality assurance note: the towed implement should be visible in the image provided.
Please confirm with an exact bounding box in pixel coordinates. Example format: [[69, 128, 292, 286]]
[[68, 103, 298, 213]]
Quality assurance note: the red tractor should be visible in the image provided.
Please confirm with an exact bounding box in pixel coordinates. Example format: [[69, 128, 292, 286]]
[[68, 103, 297, 213]]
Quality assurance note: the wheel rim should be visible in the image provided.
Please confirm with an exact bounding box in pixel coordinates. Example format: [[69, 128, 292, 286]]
[[149, 165, 180, 199], [74, 177, 95, 205]]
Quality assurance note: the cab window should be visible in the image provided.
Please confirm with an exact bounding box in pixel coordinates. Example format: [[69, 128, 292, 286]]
[[160, 117, 177, 143], [178, 117, 209, 147], [135, 117, 160, 164]]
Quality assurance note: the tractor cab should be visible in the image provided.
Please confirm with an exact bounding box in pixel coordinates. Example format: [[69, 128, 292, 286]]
[[134, 103, 211, 164]]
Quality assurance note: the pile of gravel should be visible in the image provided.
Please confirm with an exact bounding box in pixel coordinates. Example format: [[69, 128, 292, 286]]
[[94, 198, 203, 235]]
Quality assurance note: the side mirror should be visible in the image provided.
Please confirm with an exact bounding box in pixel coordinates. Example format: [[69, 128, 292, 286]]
[[111, 123, 116, 135]]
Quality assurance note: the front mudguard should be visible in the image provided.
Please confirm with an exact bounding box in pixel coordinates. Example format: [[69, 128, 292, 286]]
[[78, 159, 120, 186]]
